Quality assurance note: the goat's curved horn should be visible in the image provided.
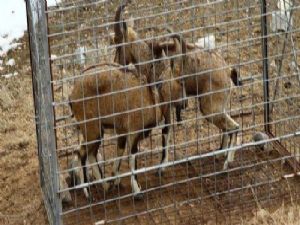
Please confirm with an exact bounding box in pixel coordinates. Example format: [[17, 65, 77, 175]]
[[167, 32, 187, 55], [114, 0, 131, 44], [158, 41, 177, 51]]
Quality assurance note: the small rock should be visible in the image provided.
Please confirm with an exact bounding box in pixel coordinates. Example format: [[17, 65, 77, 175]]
[[252, 131, 269, 150], [284, 81, 292, 89]]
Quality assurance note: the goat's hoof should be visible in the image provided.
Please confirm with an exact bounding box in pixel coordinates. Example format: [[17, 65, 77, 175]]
[[113, 177, 121, 187], [215, 155, 224, 161], [113, 182, 124, 190], [86, 195, 95, 203], [155, 169, 164, 177], [133, 192, 144, 201], [223, 161, 234, 170], [102, 182, 110, 192]]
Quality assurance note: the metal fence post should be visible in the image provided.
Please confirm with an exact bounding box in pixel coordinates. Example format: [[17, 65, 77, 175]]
[[26, 0, 61, 224], [260, 0, 271, 133]]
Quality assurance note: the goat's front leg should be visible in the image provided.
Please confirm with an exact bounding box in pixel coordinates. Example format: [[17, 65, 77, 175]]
[[157, 125, 170, 177]]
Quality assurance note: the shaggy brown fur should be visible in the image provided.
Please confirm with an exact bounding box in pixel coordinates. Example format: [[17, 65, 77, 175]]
[[69, 63, 184, 199], [157, 33, 241, 169]]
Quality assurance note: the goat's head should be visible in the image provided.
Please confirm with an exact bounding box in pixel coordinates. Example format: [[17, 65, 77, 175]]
[[113, 0, 136, 65], [154, 30, 189, 112], [154, 28, 188, 78], [113, 1, 174, 83], [157, 66, 187, 111]]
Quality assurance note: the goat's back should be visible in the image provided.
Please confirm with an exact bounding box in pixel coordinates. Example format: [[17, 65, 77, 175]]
[[69, 64, 160, 133], [182, 49, 232, 95]]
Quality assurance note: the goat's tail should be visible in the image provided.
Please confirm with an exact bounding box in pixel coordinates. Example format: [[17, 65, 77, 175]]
[[230, 68, 242, 86]]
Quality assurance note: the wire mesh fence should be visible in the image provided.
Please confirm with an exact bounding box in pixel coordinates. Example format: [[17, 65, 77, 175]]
[[26, 0, 300, 224]]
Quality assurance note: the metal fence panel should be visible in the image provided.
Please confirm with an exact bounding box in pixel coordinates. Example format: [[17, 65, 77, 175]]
[[27, 0, 300, 224]]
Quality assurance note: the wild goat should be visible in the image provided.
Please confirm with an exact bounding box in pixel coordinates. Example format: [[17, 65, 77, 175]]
[[114, 3, 241, 168], [112, 2, 241, 168], [158, 31, 242, 169], [113, 1, 187, 121], [69, 62, 184, 200]]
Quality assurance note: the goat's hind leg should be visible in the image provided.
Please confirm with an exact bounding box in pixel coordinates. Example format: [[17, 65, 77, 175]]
[[216, 132, 230, 159], [218, 113, 239, 170], [77, 123, 105, 200], [200, 89, 240, 170], [127, 134, 143, 200], [77, 150, 91, 201], [68, 146, 91, 200], [112, 136, 126, 187], [79, 141, 103, 202], [201, 100, 239, 169], [87, 145, 110, 192], [156, 125, 170, 177]]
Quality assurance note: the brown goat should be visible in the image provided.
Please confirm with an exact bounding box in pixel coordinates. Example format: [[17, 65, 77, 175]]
[[113, 1, 187, 121], [69, 63, 184, 200], [158, 33, 241, 169]]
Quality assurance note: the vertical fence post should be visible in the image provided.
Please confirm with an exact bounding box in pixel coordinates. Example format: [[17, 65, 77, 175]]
[[26, 0, 61, 224], [260, 0, 271, 133]]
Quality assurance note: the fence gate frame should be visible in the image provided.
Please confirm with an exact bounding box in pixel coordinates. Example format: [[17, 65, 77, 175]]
[[261, 0, 300, 173], [25, 0, 299, 224]]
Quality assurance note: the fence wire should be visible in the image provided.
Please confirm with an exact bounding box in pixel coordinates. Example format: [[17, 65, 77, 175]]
[[26, 0, 300, 224]]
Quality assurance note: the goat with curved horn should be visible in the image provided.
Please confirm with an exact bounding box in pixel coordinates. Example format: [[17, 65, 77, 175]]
[[162, 29, 242, 170]]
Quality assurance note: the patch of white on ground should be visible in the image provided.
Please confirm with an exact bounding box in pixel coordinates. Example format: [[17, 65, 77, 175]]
[[0, 0, 61, 56], [0, 0, 26, 56], [2, 72, 18, 79], [48, 0, 62, 6]]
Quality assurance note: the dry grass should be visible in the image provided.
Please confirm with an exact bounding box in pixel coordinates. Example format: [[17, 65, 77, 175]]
[[0, 35, 48, 225], [246, 203, 300, 225]]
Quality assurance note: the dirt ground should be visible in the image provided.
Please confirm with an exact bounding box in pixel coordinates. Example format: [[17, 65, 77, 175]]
[[0, 34, 49, 224], [1, 0, 300, 225]]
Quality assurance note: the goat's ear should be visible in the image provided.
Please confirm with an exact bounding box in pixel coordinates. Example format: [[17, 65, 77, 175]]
[[186, 43, 197, 50]]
